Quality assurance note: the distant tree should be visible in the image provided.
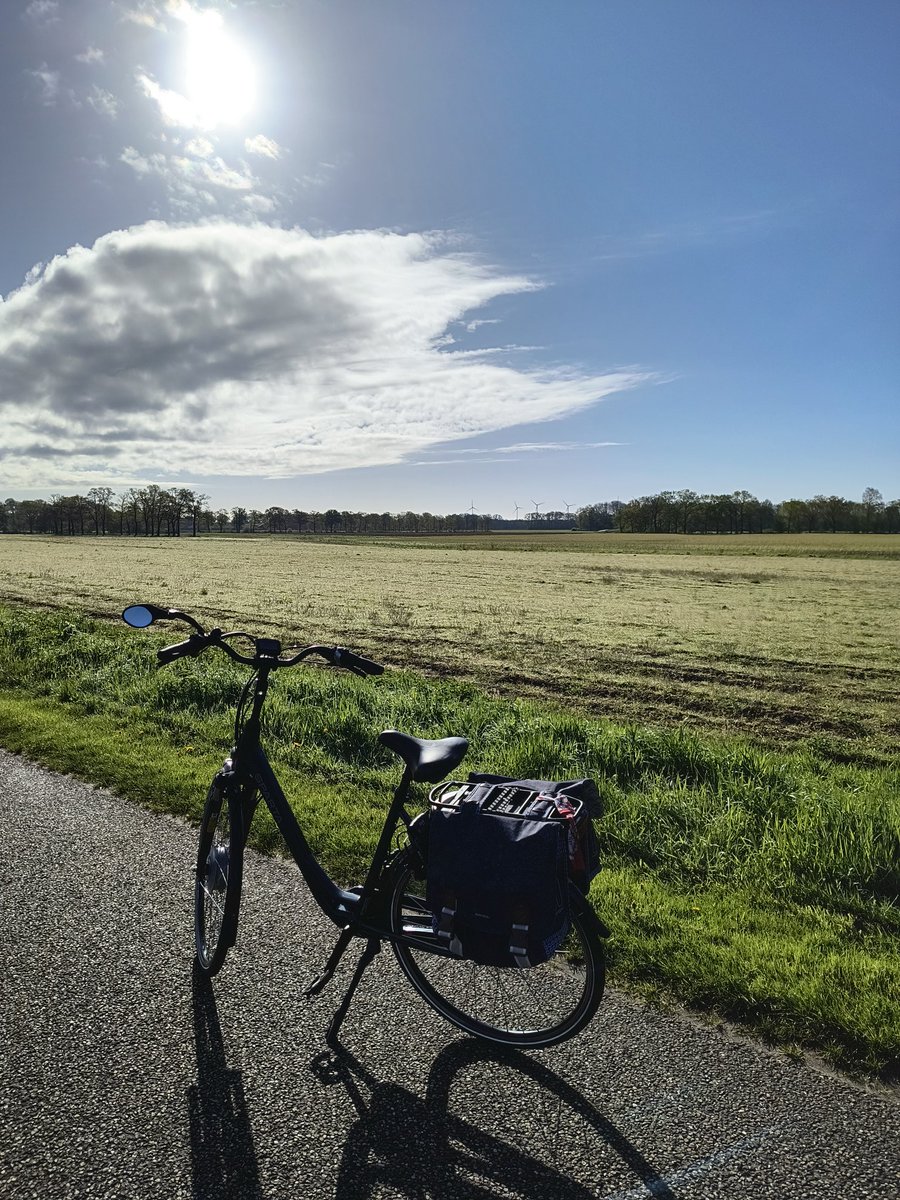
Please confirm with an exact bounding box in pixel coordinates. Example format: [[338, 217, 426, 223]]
[[190, 493, 209, 536], [231, 506, 248, 534], [87, 486, 115, 535], [266, 505, 288, 533], [818, 495, 848, 534], [861, 487, 884, 532]]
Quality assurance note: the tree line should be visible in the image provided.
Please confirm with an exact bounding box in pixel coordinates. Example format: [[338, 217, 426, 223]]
[[1, 485, 897, 537], [599, 487, 899, 535]]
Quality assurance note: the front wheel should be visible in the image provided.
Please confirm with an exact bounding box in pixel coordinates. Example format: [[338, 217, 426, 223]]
[[389, 853, 606, 1048], [194, 779, 244, 976]]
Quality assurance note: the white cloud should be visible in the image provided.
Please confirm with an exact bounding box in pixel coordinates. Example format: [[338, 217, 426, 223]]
[[120, 146, 159, 176], [184, 136, 214, 158], [137, 72, 205, 128], [27, 64, 60, 106], [120, 3, 166, 30], [24, 0, 60, 24], [86, 85, 119, 118], [176, 156, 255, 191], [425, 442, 624, 456], [0, 222, 648, 486], [76, 46, 105, 65], [244, 134, 282, 160], [243, 194, 277, 214], [120, 147, 262, 215]]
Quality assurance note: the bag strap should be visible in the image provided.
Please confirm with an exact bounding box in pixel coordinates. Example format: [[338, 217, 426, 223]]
[[509, 901, 532, 968], [435, 894, 463, 958]]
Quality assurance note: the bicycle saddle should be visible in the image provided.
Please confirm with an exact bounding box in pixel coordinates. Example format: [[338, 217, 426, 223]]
[[379, 730, 469, 783]]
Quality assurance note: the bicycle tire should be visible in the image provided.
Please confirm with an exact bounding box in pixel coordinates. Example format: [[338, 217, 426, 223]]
[[194, 779, 244, 976], [389, 852, 605, 1048]]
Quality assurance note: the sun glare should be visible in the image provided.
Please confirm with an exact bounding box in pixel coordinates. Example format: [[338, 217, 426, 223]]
[[184, 11, 256, 127]]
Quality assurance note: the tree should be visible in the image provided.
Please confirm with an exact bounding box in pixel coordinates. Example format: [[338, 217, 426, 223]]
[[87, 487, 115, 535], [820, 495, 848, 534], [266, 506, 288, 533], [231, 506, 248, 534], [190, 493, 209, 536], [861, 487, 884, 532]]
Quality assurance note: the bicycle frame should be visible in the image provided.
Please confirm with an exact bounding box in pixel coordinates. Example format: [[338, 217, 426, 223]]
[[225, 663, 418, 943]]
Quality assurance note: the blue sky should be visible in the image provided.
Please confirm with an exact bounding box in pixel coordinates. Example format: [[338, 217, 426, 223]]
[[1, 0, 897, 516]]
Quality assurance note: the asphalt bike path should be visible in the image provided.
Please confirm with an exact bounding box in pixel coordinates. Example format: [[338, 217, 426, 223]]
[[0, 749, 896, 1199]]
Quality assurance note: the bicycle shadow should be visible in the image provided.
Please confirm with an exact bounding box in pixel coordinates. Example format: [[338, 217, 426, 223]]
[[314, 1038, 677, 1200], [187, 965, 262, 1200]]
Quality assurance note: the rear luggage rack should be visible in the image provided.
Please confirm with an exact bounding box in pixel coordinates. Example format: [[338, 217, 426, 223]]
[[429, 780, 584, 822]]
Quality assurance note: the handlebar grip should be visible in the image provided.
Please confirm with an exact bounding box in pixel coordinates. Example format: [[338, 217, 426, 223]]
[[157, 634, 205, 665], [337, 648, 384, 676]]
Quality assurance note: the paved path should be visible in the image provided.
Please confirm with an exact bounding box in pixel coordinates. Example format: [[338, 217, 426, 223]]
[[0, 749, 897, 1199]]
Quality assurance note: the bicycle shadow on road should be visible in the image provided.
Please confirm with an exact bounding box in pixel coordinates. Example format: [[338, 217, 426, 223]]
[[313, 1038, 677, 1200], [187, 965, 263, 1200]]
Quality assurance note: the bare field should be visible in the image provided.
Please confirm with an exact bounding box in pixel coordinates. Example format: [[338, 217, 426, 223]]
[[1, 533, 898, 758]]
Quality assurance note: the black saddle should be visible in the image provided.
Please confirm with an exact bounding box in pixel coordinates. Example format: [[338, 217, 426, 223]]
[[379, 729, 469, 783]]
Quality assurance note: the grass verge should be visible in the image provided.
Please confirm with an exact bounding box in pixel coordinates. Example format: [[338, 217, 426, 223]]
[[0, 601, 897, 1079]]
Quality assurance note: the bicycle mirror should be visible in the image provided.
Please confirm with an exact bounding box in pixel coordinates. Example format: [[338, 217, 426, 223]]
[[122, 604, 159, 627]]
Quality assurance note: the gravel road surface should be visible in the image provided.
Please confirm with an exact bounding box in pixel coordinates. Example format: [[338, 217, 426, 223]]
[[1, 748, 897, 1199]]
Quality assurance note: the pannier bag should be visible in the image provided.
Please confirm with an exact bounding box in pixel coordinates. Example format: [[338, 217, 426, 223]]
[[423, 777, 600, 969], [467, 773, 602, 894]]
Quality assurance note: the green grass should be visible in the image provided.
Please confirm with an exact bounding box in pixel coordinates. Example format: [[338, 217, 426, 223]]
[[0, 602, 897, 1079], [1, 533, 898, 762]]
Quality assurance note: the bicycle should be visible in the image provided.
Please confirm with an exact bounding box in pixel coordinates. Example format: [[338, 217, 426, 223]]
[[122, 602, 608, 1048]]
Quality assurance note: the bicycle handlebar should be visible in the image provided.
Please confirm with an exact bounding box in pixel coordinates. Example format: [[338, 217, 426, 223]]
[[123, 604, 384, 676]]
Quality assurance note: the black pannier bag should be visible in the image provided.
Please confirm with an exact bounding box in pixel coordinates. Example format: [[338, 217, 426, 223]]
[[423, 776, 601, 969], [467, 773, 602, 895]]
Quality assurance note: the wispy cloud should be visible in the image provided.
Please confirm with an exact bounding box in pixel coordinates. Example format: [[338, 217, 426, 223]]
[[414, 441, 625, 464], [136, 71, 205, 129], [26, 64, 60, 106], [86, 85, 119, 118], [592, 210, 778, 262], [120, 145, 264, 215], [244, 134, 282, 160], [119, 3, 166, 30], [431, 441, 625, 454], [24, 0, 60, 25], [0, 223, 648, 487], [75, 46, 105, 65], [184, 136, 214, 158]]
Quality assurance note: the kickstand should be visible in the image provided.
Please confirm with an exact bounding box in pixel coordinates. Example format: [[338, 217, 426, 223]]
[[305, 927, 354, 998], [326, 937, 381, 1048]]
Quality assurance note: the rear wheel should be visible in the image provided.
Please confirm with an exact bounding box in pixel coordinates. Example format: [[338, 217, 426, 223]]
[[389, 852, 605, 1048], [194, 780, 244, 976]]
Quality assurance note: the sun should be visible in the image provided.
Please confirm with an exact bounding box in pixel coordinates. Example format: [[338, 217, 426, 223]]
[[183, 11, 256, 128]]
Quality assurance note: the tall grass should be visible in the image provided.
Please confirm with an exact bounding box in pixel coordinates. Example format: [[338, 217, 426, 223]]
[[0, 602, 897, 1075]]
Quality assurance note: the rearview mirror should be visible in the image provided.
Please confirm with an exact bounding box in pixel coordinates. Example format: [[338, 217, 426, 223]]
[[122, 604, 166, 627]]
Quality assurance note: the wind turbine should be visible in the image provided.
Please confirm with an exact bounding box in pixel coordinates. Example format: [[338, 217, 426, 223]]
[[513, 502, 521, 521], [531, 499, 543, 520]]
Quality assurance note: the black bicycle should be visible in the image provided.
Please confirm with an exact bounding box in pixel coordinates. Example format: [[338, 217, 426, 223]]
[[123, 603, 607, 1048]]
